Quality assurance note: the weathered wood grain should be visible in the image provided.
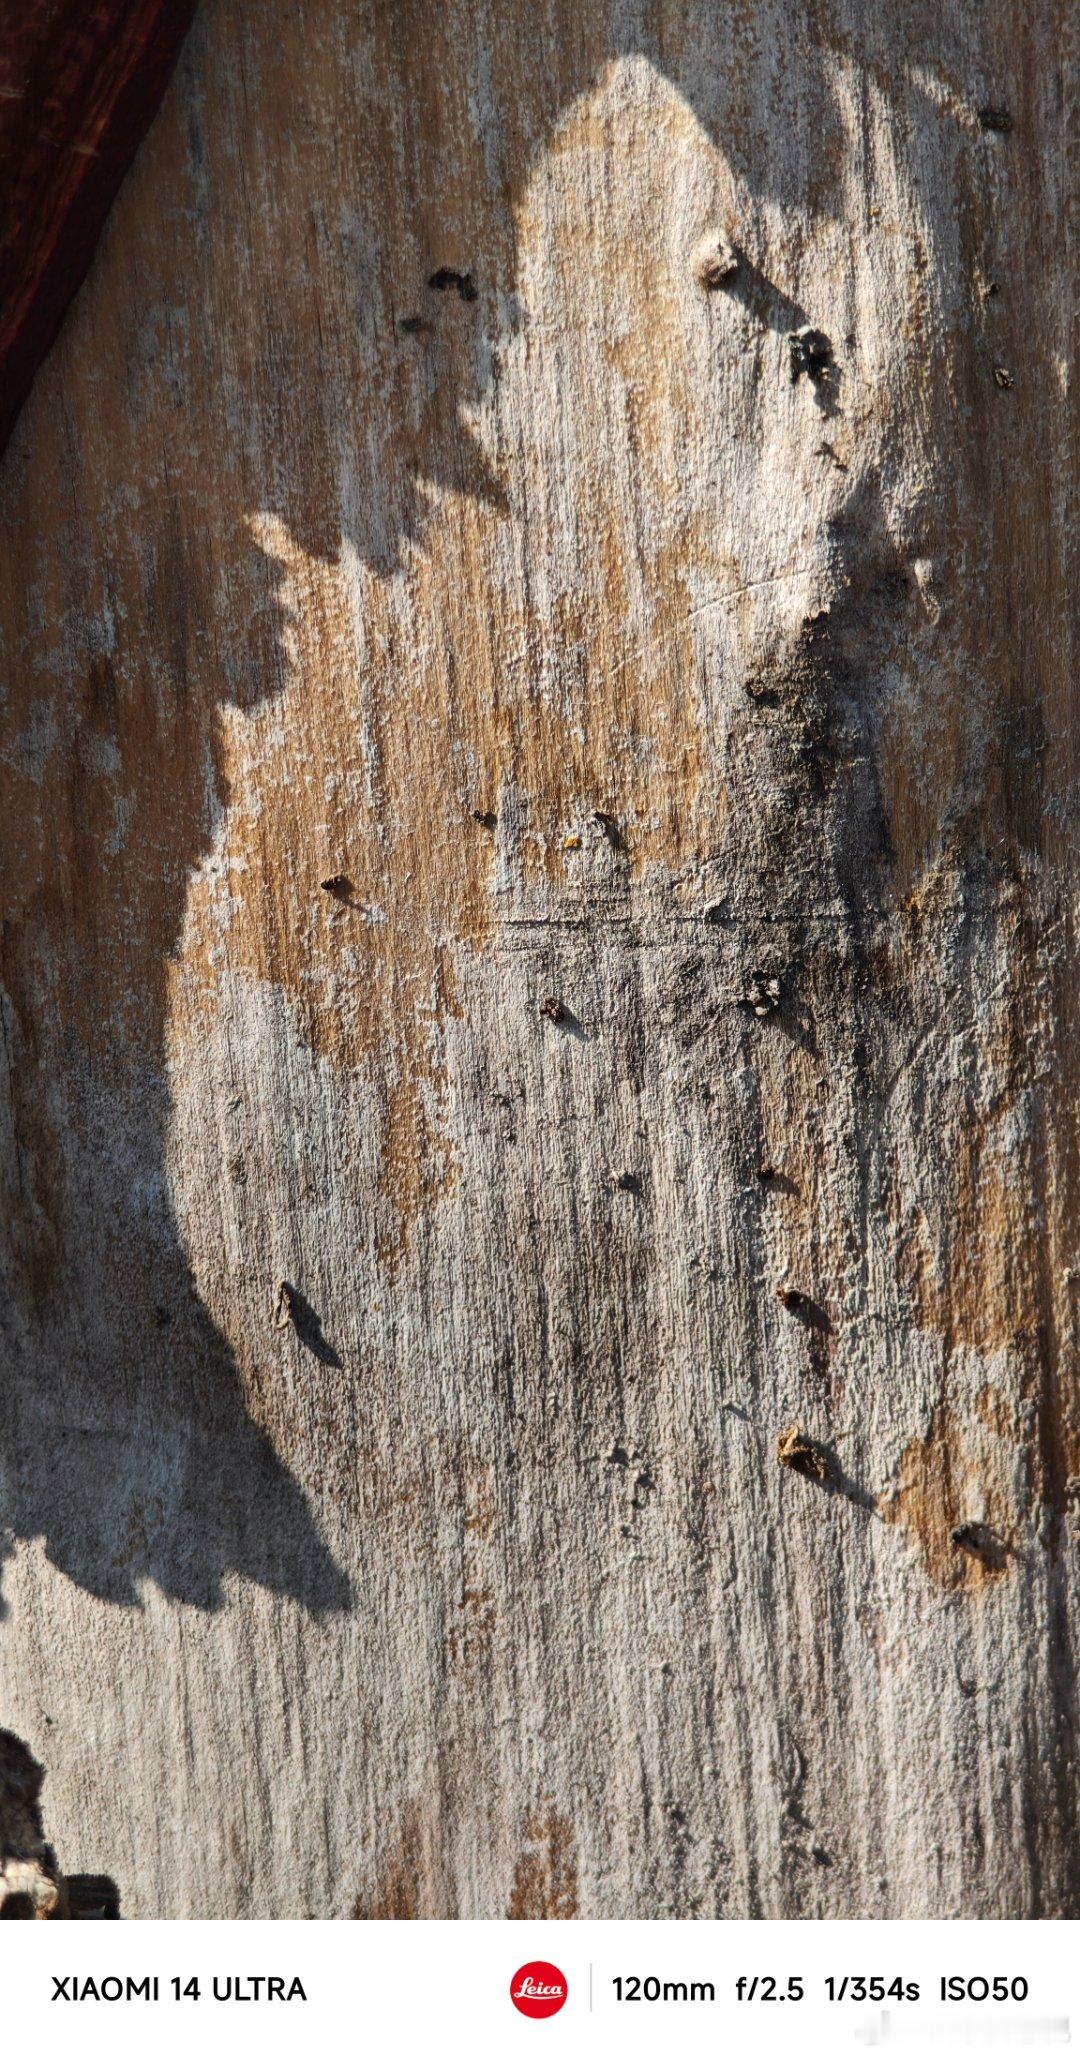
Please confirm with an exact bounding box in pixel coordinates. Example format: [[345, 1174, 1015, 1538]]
[[0, 0, 1075, 1916]]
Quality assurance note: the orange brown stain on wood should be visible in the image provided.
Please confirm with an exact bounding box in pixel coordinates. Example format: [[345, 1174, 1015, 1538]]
[[880, 1312, 1078, 1591], [975, 1381, 1020, 1442], [169, 488, 719, 1270], [508, 1810, 579, 1919], [446, 1584, 498, 1673], [893, 1138, 1035, 1365], [879, 1401, 1014, 1593], [167, 73, 747, 1267], [878, 862, 1080, 1570], [446, 1465, 501, 1674], [351, 1800, 449, 1921]]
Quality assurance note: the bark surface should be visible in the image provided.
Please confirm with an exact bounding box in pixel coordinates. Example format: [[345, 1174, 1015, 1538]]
[[0, 0, 1075, 1917]]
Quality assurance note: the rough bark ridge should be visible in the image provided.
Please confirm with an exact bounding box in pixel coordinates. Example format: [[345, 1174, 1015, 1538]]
[[0, 0, 1075, 1916]]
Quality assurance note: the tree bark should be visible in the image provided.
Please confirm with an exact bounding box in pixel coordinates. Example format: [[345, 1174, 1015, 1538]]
[[0, 0, 1075, 1917]]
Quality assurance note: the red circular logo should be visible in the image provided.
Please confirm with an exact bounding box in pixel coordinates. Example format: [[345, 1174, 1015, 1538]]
[[510, 1961, 568, 2018]]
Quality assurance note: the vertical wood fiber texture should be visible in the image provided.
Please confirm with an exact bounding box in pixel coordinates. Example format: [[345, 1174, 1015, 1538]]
[[0, 0, 1075, 1916]]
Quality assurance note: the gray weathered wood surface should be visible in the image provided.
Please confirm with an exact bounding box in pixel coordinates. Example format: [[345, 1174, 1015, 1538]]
[[0, 0, 1076, 1916]]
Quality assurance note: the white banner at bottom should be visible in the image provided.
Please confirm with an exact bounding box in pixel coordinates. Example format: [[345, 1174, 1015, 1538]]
[[3, 1918, 1074, 2054]]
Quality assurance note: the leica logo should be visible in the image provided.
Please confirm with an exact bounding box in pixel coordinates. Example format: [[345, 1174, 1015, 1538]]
[[510, 1961, 568, 2018]]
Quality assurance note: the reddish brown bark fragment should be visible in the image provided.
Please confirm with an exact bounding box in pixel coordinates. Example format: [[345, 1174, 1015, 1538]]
[[0, 0, 198, 456]]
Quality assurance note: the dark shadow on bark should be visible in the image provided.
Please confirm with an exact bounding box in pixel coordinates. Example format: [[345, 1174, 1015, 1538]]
[[278, 1284, 344, 1370], [720, 246, 808, 334]]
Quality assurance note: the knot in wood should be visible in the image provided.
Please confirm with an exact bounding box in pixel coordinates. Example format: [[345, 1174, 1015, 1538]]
[[693, 234, 738, 289]]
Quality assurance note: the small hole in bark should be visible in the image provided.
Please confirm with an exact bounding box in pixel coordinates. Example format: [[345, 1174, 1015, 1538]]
[[977, 106, 1013, 132], [777, 1426, 832, 1484], [692, 233, 738, 289], [472, 808, 497, 829], [742, 972, 781, 1017], [951, 1521, 1008, 1571], [428, 267, 477, 302], [539, 996, 587, 1039], [788, 326, 841, 418], [788, 325, 834, 384], [757, 1163, 798, 1194], [777, 1286, 832, 1334], [274, 1282, 342, 1366], [320, 874, 353, 900], [592, 808, 624, 849]]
